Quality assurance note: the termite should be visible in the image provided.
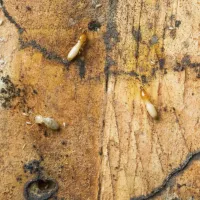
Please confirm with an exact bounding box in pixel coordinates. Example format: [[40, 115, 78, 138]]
[[67, 32, 87, 61], [140, 86, 158, 119], [35, 115, 60, 130]]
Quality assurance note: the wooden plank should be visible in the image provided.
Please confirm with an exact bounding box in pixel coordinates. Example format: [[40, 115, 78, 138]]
[[0, 0, 200, 199]]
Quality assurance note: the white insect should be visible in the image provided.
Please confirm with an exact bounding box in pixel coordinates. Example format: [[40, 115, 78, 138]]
[[0, 19, 3, 26], [168, 26, 175, 30], [35, 115, 60, 130], [140, 87, 158, 119], [35, 115, 44, 124], [95, 4, 102, 8], [67, 33, 87, 61]]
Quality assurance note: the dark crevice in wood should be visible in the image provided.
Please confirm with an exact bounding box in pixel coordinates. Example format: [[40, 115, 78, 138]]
[[1, 0, 73, 69], [172, 108, 189, 151], [130, 150, 200, 200], [104, 56, 116, 92], [108, 141, 116, 200], [0, 0, 24, 33], [135, 0, 144, 71], [19, 38, 70, 68], [161, 0, 169, 54], [98, 0, 121, 188], [75, 58, 86, 79], [103, 0, 119, 92], [97, 174, 102, 200]]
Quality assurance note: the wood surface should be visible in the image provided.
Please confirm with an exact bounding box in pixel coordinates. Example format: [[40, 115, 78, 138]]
[[0, 0, 200, 199]]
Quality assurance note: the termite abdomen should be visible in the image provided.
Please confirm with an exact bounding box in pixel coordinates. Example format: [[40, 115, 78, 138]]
[[67, 32, 87, 61]]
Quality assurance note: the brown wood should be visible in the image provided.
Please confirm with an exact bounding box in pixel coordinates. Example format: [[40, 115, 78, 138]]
[[0, 0, 200, 199]]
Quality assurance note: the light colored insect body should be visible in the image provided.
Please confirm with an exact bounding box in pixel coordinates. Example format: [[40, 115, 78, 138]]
[[67, 41, 82, 61], [67, 33, 87, 61], [140, 87, 158, 119], [35, 115, 60, 130], [43, 117, 60, 130], [145, 101, 158, 119]]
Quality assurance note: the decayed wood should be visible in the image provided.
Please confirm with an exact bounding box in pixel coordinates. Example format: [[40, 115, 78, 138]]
[[0, 0, 200, 200]]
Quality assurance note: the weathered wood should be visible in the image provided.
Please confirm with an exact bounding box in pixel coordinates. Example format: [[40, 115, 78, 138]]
[[0, 0, 200, 200]]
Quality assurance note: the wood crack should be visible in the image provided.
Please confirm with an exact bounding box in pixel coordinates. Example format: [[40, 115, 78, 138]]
[[173, 108, 190, 152], [130, 150, 200, 200], [103, 0, 119, 92], [135, 0, 144, 71]]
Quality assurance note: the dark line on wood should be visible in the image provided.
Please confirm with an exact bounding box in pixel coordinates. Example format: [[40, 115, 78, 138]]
[[130, 150, 200, 200], [75, 58, 86, 79], [107, 141, 116, 200], [0, 0, 24, 34], [111, 70, 139, 78], [19, 38, 70, 67], [104, 58, 110, 92], [135, 0, 144, 71], [97, 173, 102, 200], [161, 0, 169, 54], [1, 0, 71, 69], [103, 0, 119, 92]]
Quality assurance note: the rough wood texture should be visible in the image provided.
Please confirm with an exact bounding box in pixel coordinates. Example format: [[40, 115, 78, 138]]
[[0, 0, 200, 200]]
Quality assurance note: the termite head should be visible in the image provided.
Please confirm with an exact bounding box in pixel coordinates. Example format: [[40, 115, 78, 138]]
[[140, 86, 149, 102], [79, 32, 87, 44], [35, 115, 44, 124]]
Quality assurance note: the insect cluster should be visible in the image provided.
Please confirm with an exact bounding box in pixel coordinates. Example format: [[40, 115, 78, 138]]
[[34, 31, 158, 126], [30, 29, 158, 132], [67, 32, 159, 119]]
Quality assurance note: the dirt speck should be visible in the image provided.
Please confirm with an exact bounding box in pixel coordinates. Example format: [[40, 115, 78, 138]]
[[61, 141, 67, 145], [181, 55, 191, 66], [151, 67, 158, 76], [33, 89, 38, 95], [170, 29, 176, 39], [88, 20, 101, 31], [0, 75, 23, 108], [174, 62, 185, 72], [23, 160, 42, 175], [16, 176, 22, 183], [26, 6, 32, 11], [132, 28, 142, 42], [159, 58, 165, 70], [141, 75, 147, 84], [175, 20, 181, 28], [150, 35, 158, 45]]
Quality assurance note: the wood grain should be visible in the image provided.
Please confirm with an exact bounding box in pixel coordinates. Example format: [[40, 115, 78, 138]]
[[0, 0, 200, 199]]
